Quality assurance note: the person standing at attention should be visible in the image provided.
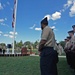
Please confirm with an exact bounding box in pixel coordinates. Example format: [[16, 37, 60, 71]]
[[72, 25, 75, 33], [38, 17, 58, 75]]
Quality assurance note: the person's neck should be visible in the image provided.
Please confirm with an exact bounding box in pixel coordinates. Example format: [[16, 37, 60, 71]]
[[71, 35, 74, 37]]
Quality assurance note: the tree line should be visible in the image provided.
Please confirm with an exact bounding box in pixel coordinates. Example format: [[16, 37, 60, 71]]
[[0, 40, 39, 50], [0, 40, 65, 50]]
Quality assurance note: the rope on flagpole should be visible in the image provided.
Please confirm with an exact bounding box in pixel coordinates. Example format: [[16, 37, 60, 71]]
[[12, 0, 18, 54]]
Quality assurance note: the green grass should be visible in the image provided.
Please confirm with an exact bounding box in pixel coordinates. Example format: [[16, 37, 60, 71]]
[[32, 49, 39, 55], [0, 56, 72, 75], [58, 58, 72, 75]]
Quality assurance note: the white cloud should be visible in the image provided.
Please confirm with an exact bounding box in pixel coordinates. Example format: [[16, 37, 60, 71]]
[[9, 35, 14, 38], [9, 31, 13, 35], [0, 19, 4, 22], [1, 23, 6, 26], [35, 28, 41, 31], [60, 0, 73, 13], [0, 34, 1, 36], [43, 12, 61, 21], [44, 15, 51, 21], [64, 0, 73, 8], [1, 23, 9, 27], [51, 26, 55, 29], [3, 34, 9, 37], [35, 26, 57, 31], [0, 3, 3, 10], [9, 35, 16, 39], [15, 32, 18, 35], [29, 24, 36, 29], [0, 31, 3, 34], [3, 31, 17, 38], [50, 26, 57, 31], [51, 12, 61, 20], [69, 2, 75, 17], [9, 31, 18, 35], [60, 9, 65, 12], [61, 0, 75, 17], [0, 18, 7, 23]]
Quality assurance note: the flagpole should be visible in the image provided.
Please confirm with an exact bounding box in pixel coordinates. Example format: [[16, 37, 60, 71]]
[[12, 0, 18, 54]]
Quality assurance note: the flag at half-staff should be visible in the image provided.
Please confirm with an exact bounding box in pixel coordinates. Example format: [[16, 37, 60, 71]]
[[12, 0, 18, 54], [12, 0, 18, 28]]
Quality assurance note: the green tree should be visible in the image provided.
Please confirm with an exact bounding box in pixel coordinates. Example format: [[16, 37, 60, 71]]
[[33, 41, 39, 49], [14, 40, 17, 49], [16, 40, 23, 48], [24, 41, 31, 45], [0, 43, 6, 46], [59, 41, 65, 48], [24, 41, 32, 49]]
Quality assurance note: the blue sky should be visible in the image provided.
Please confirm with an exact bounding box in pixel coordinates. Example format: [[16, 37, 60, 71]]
[[0, 0, 75, 44]]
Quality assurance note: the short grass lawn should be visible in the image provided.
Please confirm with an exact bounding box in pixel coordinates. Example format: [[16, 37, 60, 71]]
[[0, 56, 72, 75]]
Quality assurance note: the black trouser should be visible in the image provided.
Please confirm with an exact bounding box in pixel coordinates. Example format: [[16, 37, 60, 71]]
[[66, 52, 72, 65], [70, 52, 75, 69], [40, 47, 58, 75], [66, 51, 75, 69]]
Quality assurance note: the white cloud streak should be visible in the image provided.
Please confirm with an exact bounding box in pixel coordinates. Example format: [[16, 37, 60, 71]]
[[29, 24, 36, 29], [35, 26, 57, 31], [9, 31, 18, 35], [0, 3, 3, 10], [0, 19, 4, 22], [44, 12, 61, 21], [3, 34, 9, 37], [60, 0, 75, 17], [0, 34, 1, 36], [64, 0, 73, 8], [30, 0, 75, 32], [51, 12, 61, 20], [51, 26, 55, 29], [50, 26, 57, 30], [3, 34, 16, 39], [69, 2, 75, 17], [0, 31, 3, 34], [1, 23, 9, 27], [0, 18, 7, 23], [0, 31, 18, 39], [9, 35, 14, 38], [35, 28, 41, 31]]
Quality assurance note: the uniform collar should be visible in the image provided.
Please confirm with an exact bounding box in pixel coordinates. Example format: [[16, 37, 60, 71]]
[[43, 26, 49, 30]]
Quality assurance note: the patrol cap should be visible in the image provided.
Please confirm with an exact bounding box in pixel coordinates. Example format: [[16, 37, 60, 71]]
[[41, 17, 48, 25], [72, 25, 75, 28], [68, 30, 74, 34], [67, 36, 71, 39], [64, 39, 67, 40], [57, 43, 59, 46]]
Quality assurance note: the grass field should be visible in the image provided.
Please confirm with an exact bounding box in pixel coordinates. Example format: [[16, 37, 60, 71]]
[[0, 56, 72, 75]]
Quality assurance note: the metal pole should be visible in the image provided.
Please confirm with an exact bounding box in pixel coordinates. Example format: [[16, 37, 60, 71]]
[[12, 0, 18, 54]]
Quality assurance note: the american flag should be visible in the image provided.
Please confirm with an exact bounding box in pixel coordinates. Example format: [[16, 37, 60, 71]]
[[12, 0, 17, 28]]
